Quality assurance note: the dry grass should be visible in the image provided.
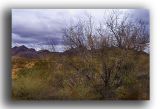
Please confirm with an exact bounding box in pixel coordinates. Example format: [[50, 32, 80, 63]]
[[12, 48, 149, 100]]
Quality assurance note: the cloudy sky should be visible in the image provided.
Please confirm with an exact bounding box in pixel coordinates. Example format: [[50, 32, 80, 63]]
[[12, 9, 149, 52]]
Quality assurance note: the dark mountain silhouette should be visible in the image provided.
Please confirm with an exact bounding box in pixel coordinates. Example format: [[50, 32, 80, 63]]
[[12, 45, 62, 58], [63, 46, 88, 55], [12, 45, 40, 58], [38, 49, 50, 54], [12, 45, 88, 58]]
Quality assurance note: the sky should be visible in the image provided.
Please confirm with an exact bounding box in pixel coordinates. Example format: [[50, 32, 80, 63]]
[[12, 9, 149, 52]]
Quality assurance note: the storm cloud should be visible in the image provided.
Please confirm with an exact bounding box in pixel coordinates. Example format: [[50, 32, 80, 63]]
[[12, 9, 149, 51], [12, 9, 67, 46]]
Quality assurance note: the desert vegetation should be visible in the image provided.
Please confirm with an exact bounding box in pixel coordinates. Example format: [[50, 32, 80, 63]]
[[12, 10, 149, 100]]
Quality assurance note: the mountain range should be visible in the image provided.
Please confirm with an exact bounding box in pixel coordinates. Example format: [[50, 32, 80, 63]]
[[11, 45, 82, 58], [12, 45, 53, 58]]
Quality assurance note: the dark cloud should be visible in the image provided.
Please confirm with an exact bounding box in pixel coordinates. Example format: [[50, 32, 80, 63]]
[[12, 32, 63, 45], [12, 9, 67, 47], [12, 9, 149, 51], [13, 38, 37, 44], [129, 9, 149, 24]]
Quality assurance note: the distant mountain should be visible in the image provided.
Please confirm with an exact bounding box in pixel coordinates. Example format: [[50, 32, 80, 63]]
[[12, 45, 40, 58], [11, 45, 64, 59], [13, 45, 148, 59], [63, 46, 88, 55], [38, 49, 51, 54]]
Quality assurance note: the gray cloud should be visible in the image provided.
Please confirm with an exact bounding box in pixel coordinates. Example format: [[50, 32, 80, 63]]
[[12, 9, 149, 51], [129, 9, 149, 24], [12, 9, 68, 46]]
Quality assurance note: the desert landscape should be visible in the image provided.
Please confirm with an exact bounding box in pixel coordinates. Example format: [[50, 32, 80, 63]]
[[12, 9, 149, 100]]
